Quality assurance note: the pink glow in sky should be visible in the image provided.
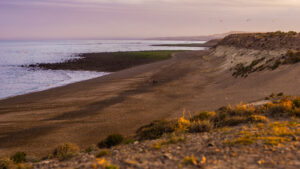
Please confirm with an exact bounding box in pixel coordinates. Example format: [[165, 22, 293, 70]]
[[1, 0, 300, 40]]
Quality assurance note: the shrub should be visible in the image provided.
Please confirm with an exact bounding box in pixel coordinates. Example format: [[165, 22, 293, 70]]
[[53, 143, 80, 161], [212, 106, 253, 127], [221, 116, 250, 126], [98, 134, 124, 148], [85, 145, 97, 153], [266, 104, 289, 117], [190, 111, 215, 121], [270, 60, 281, 70], [277, 92, 284, 97], [293, 99, 300, 108], [0, 158, 14, 169], [96, 150, 110, 158], [136, 120, 176, 140], [285, 50, 300, 64], [176, 117, 191, 131], [188, 120, 213, 133], [248, 115, 269, 123], [11, 152, 26, 164]]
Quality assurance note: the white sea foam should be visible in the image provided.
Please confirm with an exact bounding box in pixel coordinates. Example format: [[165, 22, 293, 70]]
[[0, 40, 205, 99]]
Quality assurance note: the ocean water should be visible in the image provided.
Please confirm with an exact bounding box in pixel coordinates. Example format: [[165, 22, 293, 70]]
[[0, 40, 205, 99]]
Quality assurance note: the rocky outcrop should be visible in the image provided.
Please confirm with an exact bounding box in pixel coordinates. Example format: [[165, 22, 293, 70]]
[[212, 32, 300, 77], [218, 31, 300, 50]]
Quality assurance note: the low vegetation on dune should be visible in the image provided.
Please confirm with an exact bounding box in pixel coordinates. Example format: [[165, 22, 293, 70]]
[[136, 94, 300, 140], [1, 94, 299, 168], [232, 49, 300, 77], [98, 134, 124, 148], [51, 143, 80, 161], [219, 31, 300, 50]]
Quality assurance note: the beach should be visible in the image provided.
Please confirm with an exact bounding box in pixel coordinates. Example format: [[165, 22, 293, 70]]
[[1, 47, 300, 157]]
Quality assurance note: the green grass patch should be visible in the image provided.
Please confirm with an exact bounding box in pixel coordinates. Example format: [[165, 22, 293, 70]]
[[109, 50, 182, 60]]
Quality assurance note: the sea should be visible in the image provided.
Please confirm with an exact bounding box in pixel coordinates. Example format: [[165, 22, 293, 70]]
[[0, 40, 205, 100]]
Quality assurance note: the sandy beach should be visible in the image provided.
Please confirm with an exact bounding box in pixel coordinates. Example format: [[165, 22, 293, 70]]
[[1, 47, 300, 158]]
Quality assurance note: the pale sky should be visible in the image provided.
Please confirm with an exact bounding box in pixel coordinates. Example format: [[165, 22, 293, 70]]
[[1, 0, 300, 40]]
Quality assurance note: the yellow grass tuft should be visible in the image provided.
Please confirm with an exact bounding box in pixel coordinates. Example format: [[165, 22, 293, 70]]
[[182, 155, 197, 165], [226, 121, 299, 146]]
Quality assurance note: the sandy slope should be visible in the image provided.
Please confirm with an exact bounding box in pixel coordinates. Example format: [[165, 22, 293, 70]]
[[1, 49, 300, 158]]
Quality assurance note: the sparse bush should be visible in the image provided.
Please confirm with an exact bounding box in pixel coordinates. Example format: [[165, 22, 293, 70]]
[[267, 105, 287, 117], [287, 31, 298, 36], [176, 117, 191, 131], [190, 111, 215, 121], [248, 115, 269, 123], [212, 105, 255, 127], [270, 60, 281, 70], [53, 143, 80, 161], [96, 150, 110, 158], [221, 116, 250, 126], [0, 158, 14, 169], [136, 120, 176, 140], [277, 92, 284, 97], [98, 134, 124, 148], [188, 120, 213, 133], [11, 152, 26, 164], [85, 145, 97, 153], [285, 50, 300, 64], [293, 99, 300, 108]]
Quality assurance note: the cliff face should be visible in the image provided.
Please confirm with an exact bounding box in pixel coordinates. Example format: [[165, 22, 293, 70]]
[[218, 32, 300, 50], [212, 32, 300, 77]]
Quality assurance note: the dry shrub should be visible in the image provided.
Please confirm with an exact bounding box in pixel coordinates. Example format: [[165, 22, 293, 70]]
[[176, 117, 191, 132], [11, 152, 26, 164], [98, 134, 124, 148], [293, 99, 300, 108], [248, 115, 269, 123], [0, 158, 14, 169], [190, 111, 215, 121], [53, 143, 80, 161], [136, 120, 176, 140], [188, 120, 213, 133]]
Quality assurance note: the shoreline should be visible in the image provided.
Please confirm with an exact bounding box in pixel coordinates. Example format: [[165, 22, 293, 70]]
[[1, 47, 300, 158], [0, 50, 209, 157], [1, 50, 182, 101]]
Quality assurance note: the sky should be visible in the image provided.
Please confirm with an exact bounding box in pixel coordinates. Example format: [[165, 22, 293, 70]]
[[1, 0, 300, 40]]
